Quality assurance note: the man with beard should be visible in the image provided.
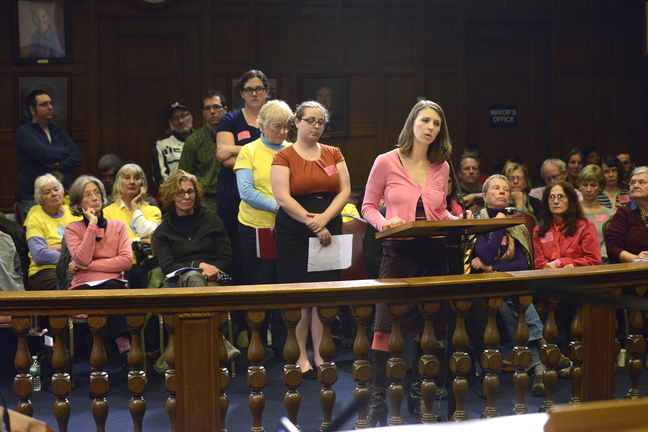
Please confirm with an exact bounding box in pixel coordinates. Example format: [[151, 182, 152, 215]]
[[152, 102, 194, 188], [179, 91, 228, 213]]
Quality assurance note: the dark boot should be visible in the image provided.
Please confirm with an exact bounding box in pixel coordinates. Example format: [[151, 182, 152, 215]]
[[367, 349, 389, 427]]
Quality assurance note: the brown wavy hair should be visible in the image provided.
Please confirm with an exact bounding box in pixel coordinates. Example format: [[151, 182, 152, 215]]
[[159, 169, 204, 211], [536, 180, 587, 238]]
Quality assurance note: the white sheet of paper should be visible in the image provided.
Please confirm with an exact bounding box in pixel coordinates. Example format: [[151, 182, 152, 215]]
[[307, 234, 353, 272]]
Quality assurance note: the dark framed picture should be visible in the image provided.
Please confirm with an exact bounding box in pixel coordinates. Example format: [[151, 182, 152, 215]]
[[17, 74, 69, 131], [300, 76, 349, 137], [230, 75, 277, 111], [13, 0, 71, 64]]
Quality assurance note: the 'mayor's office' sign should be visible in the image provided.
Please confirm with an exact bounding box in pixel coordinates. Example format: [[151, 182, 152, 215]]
[[489, 105, 517, 128]]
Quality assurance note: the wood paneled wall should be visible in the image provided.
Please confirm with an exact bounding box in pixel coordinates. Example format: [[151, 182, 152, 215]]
[[1, 0, 646, 210]]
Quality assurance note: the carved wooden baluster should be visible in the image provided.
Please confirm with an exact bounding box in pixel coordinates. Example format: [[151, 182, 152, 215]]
[[481, 297, 503, 419], [247, 310, 267, 432], [510, 295, 531, 415], [539, 296, 560, 412], [88, 315, 109, 432], [282, 308, 302, 428], [317, 306, 339, 432], [568, 305, 584, 404], [418, 301, 441, 424], [163, 314, 176, 431], [218, 312, 230, 432], [127, 315, 147, 432], [625, 285, 647, 398], [50, 316, 71, 432], [350, 305, 372, 429], [13, 316, 33, 416], [386, 303, 407, 426], [450, 299, 472, 421]]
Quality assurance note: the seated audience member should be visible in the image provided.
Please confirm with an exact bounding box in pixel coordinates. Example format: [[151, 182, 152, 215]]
[[616, 150, 636, 184], [97, 154, 123, 203], [578, 165, 616, 263], [502, 162, 541, 217], [0, 213, 30, 289], [564, 148, 585, 190], [103, 163, 161, 287], [530, 158, 583, 202], [0, 231, 25, 292], [599, 154, 630, 209], [462, 143, 489, 183], [153, 170, 233, 287], [533, 180, 602, 269], [458, 155, 484, 208], [606, 166, 648, 263], [65, 175, 132, 365], [153, 102, 194, 188], [25, 174, 80, 291], [467, 174, 548, 395], [583, 146, 601, 166]]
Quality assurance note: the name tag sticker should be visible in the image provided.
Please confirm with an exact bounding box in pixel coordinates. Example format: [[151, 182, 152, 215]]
[[324, 165, 338, 176], [618, 194, 630, 203], [237, 130, 251, 141], [430, 180, 444, 192], [541, 231, 554, 243], [595, 214, 609, 222]]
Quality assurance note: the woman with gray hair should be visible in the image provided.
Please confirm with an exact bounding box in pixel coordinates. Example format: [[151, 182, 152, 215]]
[[24, 173, 80, 290], [64, 175, 133, 364]]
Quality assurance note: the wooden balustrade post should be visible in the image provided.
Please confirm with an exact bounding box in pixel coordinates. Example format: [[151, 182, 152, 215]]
[[386, 303, 407, 426], [163, 314, 176, 431], [481, 297, 503, 419], [247, 310, 267, 432], [539, 296, 560, 412], [88, 315, 109, 432], [449, 299, 472, 421], [281, 308, 302, 428], [12, 316, 33, 417], [510, 295, 532, 415], [350, 305, 372, 429], [126, 315, 147, 432], [418, 301, 441, 424], [218, 312, 230, 432], [317, 306, 339, 432], [568, 306, 584, 404], [625, 285, 647, 399], [50, 316, 71, 432]]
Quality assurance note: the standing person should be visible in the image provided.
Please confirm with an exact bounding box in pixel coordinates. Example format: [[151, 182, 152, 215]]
[[578, 165, 616, 263], [361, 100, 458, 426], [234, 100, 292, 357], [564, 148, 585, 190], [270, 101, 350, 378], [14, 89, 82, 213], [153, 102, 194, 188], [25, 174, 80, 291], [599, 154, 630, 209], [533, 180, 602, 269], [216, 70, 270, 283], [178, 90, 228, 214]]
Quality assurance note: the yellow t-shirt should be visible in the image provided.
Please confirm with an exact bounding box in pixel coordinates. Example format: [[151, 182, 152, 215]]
[[24, 205, 81, 277], [103, 200, 162, 240], [234, 139, 289, 228]]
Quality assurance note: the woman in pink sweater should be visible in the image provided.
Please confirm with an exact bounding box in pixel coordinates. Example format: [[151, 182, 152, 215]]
[[362, 100, 458, 424], [64, 175, 132, 366]]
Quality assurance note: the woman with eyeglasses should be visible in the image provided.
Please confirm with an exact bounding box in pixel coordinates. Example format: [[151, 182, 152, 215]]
[[533, 180, 601, 269], [270, 100, 351, 379], [502, 162, 541, 217], [361, 100, 458, 425], [153, 170, 233, 287]]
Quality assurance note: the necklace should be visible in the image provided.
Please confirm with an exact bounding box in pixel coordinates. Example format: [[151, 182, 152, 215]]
[[640, 209, 648, 228]]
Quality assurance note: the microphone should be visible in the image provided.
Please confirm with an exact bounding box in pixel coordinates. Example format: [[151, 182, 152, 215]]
[[505, 206, 536, 218], [439, 145, 467, 220]]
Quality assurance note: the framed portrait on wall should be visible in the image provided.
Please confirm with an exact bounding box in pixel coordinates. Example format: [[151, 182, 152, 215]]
[[300, 76, 349, 137], [17, 74, 69, 131], [229, 75, 277, 111], [13, 0, 72, 64]]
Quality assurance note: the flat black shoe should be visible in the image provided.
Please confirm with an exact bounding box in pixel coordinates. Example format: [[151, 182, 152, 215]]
[[302, 369, 317, 380]]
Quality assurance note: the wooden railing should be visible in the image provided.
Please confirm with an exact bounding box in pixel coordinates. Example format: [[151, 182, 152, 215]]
[[1, 262, 648, 431]]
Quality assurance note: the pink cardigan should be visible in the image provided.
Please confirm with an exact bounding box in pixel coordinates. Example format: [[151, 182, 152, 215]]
[[532, 218, 602, 269], [362, 149, 457, 232], [64, 220, 132, 289]]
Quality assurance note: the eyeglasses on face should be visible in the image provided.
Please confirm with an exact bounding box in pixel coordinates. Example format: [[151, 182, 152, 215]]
[[548, 194, 567, 202], [203, 104, 224, 112], [171, 112, 191, 122], [268, 123, 288, 131], [242, 86, 268, 95], [83, 189, 102, 199], [176, 189, 196, 197], [544, 174, 562, 183], [300, 117, 327, 127], [507, 176, 525, 182]]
